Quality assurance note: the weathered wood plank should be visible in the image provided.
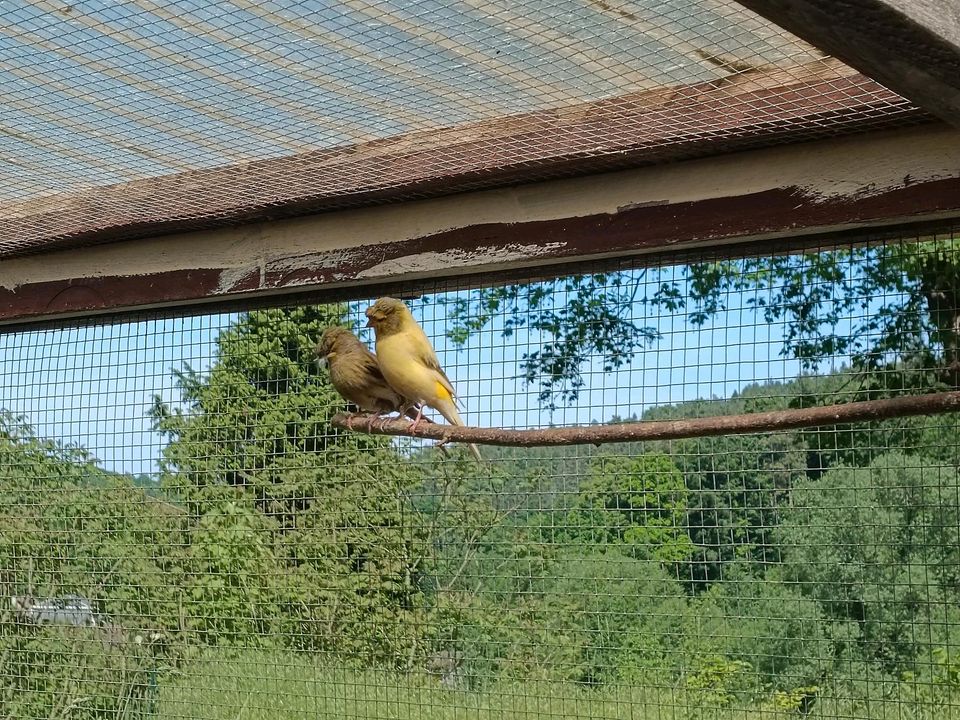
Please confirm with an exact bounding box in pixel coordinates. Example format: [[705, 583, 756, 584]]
[[736, 0, 960, 126], [0, 124, 958, 326]]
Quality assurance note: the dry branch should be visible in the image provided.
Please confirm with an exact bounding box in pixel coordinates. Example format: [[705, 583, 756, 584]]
[[332, 391, 960, 447]]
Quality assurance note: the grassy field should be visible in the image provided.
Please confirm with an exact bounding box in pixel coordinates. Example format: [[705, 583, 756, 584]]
[[155, 651, 959, 720]]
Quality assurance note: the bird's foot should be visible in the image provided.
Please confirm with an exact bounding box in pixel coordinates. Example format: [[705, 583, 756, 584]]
[[407, 405, 425, 433]]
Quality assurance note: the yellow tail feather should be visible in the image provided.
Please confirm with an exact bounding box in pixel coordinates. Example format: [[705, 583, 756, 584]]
[[433, 396, 482, 462]]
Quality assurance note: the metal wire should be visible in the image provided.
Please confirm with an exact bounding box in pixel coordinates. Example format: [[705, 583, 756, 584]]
[[1, 233, 959, 718], [0, 0, 926, 257]]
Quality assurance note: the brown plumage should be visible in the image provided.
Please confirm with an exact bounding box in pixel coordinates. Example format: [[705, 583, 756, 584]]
[[365, 297, 482, 462], [316, 326, 414, 419]]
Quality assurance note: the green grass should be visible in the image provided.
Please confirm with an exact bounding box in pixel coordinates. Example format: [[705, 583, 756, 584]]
[[156, 650, 960, 720]]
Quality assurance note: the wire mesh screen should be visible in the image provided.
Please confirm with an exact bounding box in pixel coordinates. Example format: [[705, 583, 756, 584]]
[[0, 0, 926, 257], [2, 233, 960, 719]]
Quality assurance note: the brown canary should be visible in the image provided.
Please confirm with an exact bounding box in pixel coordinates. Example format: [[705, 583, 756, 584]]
[[365, 298, 482, 462], [316, 326, 420, 424]]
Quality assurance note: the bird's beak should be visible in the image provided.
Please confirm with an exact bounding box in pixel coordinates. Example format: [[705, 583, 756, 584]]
[[365, 318, 374, 328], [317, 356, 328, 369]]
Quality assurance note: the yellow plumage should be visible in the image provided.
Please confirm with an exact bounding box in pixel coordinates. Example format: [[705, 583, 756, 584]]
[[366, 297, 482, 462]]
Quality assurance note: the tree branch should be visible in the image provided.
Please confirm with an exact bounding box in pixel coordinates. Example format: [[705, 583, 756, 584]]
[[332, 391, 960, 447]]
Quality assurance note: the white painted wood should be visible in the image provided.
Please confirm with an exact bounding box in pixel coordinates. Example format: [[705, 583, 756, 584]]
[[0, 124, 956, 295]]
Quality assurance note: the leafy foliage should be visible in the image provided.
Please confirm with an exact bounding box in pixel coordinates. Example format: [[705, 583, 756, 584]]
[[0, 411, 177, 717], [472, 553, 686, 685], [639, 385, 807, 588], [561, 452, 695, 560], [0, 411, 185, 635], [0, 622, 162, 719], [446, 241, 960, 407], [151, 306, 430, 662], [444, 273, 660, 407], [778, 452, 960, 670]]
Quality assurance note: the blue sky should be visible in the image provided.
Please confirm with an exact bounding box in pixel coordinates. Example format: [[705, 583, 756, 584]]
[[0, 273, 815, 476]]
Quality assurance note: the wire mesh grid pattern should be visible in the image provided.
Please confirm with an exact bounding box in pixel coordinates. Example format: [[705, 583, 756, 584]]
[[1, 233, 960, 718], [0, 0, 927, 257]]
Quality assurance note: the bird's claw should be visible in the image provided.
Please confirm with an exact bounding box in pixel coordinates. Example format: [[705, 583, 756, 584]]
[[407, 404, 426, 434]]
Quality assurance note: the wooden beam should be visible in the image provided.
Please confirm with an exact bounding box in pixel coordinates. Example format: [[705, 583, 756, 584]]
[[0, 123, 958, 327], [735, 0, 960, 127], [0, 57, 921, 260]]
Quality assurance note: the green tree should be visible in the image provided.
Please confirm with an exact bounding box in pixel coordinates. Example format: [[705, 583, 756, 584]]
[[642, 385, 807, 588], [179, 501, 280, 645], [0, 411, 184, 634], [152, 306, 430, 662], [480, 553, 687, 685], [575, 452, 694, 561], [671, 429, 806, 587], [616, 564, 830, 694], [0, 411, 178, 718], [791, 368, 959, 473], [777, 452, 960, 671], [445, 240, 960, 407], [444, 273, 660, 406]]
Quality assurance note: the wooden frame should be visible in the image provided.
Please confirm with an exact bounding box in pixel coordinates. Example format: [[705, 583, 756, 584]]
[[0, 58, 919, 259], [0, 123, 958, 326], [736, 0, 960, 127], [4, 2, 959, 326]]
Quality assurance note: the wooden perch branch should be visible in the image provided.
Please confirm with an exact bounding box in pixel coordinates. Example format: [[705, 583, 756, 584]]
[[332, 391, 960, 447]]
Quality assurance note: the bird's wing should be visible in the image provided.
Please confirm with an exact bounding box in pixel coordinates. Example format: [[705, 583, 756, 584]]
[[336, 348, 402, 409], [406, 324, 458, 399], [356, 347, 388, 383]]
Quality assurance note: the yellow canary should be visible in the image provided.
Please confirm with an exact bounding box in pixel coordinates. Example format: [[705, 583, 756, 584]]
[[316, 326, 417, 421], [365, 297, 482, 462]]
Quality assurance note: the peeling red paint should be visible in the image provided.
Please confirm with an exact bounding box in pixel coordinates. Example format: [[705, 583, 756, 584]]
[[1, 175, 959, 326]]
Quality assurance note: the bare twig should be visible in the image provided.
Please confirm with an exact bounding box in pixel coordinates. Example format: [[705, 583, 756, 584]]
[[439, 497, 525, 595], [332, 391, 960, 447]]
